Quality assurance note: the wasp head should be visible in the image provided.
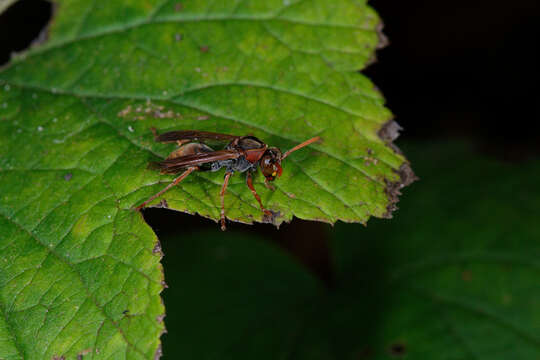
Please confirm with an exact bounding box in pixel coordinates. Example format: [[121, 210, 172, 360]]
[[259, 147, 282, 181]]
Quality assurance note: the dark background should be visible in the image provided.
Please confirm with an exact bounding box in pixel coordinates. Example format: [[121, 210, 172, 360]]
[[366, 0, 539, 161], [1, 0, 538, 276]]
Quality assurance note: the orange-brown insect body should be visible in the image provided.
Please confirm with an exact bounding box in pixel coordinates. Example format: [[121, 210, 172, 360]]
[[136, 130, 320, 230]]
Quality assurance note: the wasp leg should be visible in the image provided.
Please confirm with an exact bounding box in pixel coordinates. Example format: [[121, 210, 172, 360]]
[[247, 172, 272, 216], [135, 166, 198, 210], [264, 178, 275, 191], [220, 172, 233, 231]]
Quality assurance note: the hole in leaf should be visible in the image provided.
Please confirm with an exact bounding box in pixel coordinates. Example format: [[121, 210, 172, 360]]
[[0, 0, 53, 66], [389, 342, 407, 357]]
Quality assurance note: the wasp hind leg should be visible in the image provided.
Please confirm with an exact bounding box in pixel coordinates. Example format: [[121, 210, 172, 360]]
[[220, 172, 233, 231], [135, 166, 198, 210]]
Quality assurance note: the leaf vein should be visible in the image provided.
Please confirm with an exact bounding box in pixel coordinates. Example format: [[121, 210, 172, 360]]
[[0, 212, 148, 357]]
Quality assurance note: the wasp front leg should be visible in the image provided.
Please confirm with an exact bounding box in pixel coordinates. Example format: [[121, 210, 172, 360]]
[[246, 172, 272, 217]]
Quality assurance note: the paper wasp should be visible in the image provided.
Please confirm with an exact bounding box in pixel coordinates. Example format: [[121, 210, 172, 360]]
[[136, 129, 320, 230]]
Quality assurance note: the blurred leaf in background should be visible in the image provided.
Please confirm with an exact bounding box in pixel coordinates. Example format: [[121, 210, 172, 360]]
[[161, 142, 540, 359], [0, 0, 17, 14]]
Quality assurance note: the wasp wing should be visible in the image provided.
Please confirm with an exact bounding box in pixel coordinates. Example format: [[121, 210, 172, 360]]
[[155, 130, 240, 144], [153, 150, 240, 174]]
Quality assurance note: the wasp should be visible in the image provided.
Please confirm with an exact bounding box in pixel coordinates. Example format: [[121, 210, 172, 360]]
[[136, 130, 320, 230]]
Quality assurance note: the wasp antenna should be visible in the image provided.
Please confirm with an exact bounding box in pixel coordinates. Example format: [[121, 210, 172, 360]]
[[282, 136, 321, 160]]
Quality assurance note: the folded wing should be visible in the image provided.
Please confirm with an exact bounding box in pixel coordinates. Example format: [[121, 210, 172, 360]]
[[153, 150, 241, 174]]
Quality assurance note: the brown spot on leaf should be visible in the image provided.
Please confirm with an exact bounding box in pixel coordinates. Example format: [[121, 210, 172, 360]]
[[377, 118, 417, 218], [364, 156, 379, 166], [153, 240, 163, 256], [77, 348, 91, 359], [376, 21, 390, 50], [383, 163, 418, 218], [157, 199, 169, 208], [262, 209, 281, 225], [364, 21, 389, 67], [378, 120, 402, 143], [154, 344, 163, 360], [117, 105, 132, 117], [153, 109, 174, 119]]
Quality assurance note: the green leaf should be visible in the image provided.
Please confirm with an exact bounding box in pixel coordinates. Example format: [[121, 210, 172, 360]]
[[0, 1, 412, 357], [161, 142, 540, 359], [0, 0, 412, 227]]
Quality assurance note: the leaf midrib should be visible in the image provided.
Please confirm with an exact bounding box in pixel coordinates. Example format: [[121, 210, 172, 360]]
[[2, 79, 389, 221], [1, 80, 393, 188]]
